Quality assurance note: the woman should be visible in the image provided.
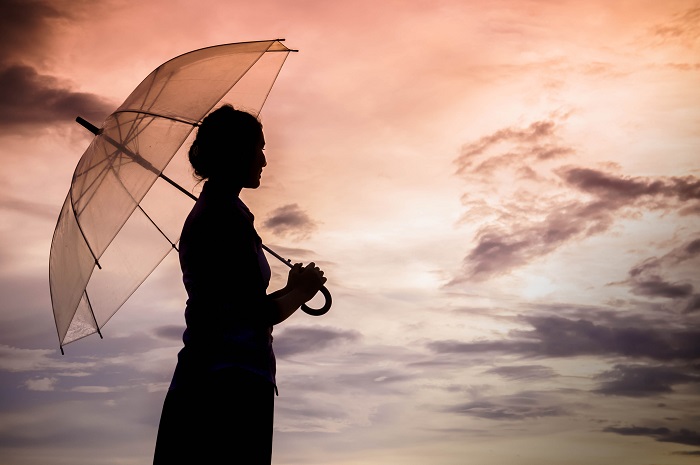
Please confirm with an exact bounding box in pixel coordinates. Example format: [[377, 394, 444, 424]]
[[153, 104, 326, 464]]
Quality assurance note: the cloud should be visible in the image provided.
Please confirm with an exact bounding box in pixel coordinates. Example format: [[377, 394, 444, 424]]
[[152, 325, 185, 341], [261, 203, 318, 240], [428, 315, 700, 362], [603, 425, 700, 448], [594, 364, 700, 397], [0, 344, 93, 372], [452, 118, 700, 282], [70, 385, 117, 394], [651, 6, 700, 45], [0, 64, 114, 133], [0, 1, 114, 134], [444, 390, 570, 421], [562, 167, 700, 203], [274, 325, 361, 357], [455, 120, 573, 176], [606, 237, 700, 315], [24, 377, 58, 391], [685, 294, 700, 314], [0, 0, 63, 61], [485, 364, 556, 380], [0, 194, 57, 220]]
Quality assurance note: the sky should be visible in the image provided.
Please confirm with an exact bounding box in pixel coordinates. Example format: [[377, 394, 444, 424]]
[[0, 0, 699, 464]]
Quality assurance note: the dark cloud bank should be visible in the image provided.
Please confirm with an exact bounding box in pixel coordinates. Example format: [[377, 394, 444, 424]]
[[0, 0, 113, 134]]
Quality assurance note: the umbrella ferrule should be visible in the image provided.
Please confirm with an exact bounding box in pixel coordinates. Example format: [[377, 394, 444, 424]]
[[76, 116, 102, 135]]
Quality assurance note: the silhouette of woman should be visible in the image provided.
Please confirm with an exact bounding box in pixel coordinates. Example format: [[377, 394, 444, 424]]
[[153, 104, 326, 464]]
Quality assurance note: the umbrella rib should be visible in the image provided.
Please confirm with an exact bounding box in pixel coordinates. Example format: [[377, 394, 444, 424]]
[[138, 204, 180, 252], [72, 157, 112, 217], [256, 51, 291, 117], [114, 109, 199, 127], [68, 177, 103, 270], [84, 290, 104, 339], [102, 154, 181, 253]]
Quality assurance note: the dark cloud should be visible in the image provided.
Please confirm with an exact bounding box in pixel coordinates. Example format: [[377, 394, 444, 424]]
[[428, 315, 700, 362], [603, 425, 700, 448], [0, 0, 64, 61], [685, 294, 700, 314], [0, 64, 114, 133], [617, 237, 700, 310], [152, 325, 185, 341], [444, 391, 569, 420], [485, 364, 556, 380], [594, 364, 700, 397], [562, 167, 700, 203], [452, 118, 700, 282], [0, 1, 114, 134], [630, 277, 693, 299], [274, 325, 361, 357], [261, 204, 318, 240]]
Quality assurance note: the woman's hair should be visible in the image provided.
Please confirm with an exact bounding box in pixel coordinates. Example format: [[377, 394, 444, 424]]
[[188, 104, 262, 181]]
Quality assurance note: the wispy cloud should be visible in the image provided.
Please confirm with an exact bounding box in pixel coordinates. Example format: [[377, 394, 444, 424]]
[[427, 314, 700, 362], [650, 6, 700, 45], [485, 364, 557, 381], [615, 237, 700, 312], [603, 425, 700, 447], [443, 390, 571, 421], [274, 325, 361, 357], [452, 118, 700, 282], [594, 364, 700, 397]]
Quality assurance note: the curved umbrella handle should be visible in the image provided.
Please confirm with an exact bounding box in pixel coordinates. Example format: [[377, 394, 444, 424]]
[[261, 243, 332, 316], [301, 285, 332, 316]]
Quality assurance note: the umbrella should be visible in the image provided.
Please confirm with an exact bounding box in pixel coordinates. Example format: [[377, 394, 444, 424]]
[[49, 39, 331, 353]]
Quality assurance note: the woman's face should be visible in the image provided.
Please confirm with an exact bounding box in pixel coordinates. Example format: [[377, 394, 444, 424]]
[[242, 131, 267, 189]]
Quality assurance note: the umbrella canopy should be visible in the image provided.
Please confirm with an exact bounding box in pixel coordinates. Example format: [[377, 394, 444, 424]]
[[49, 39, 326, 352]]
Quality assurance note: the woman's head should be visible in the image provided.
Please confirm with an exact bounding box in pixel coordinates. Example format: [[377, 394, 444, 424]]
[[188, 104, 265, 186]]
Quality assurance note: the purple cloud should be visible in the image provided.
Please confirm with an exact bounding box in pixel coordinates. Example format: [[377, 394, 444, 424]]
[[274, 325, 361, 357], [603, 425, 700, 447], [452, 118, 700, 282], [594, 364, 700, 397], [428, 315, 700, 362], [443, 390, 570, 421], [617, 237, 700, 310], [262, 204, 318, 240]]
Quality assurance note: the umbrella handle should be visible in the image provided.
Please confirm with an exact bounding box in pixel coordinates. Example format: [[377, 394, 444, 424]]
[[301, 285, 332, 316], [261, 244, 332, 316]]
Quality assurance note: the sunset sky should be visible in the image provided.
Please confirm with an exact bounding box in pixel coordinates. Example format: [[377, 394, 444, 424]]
[[1, 1, 699, 464]]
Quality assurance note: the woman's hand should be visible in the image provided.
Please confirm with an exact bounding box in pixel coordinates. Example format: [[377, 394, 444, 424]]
[[271, 262, 328, 325], [287, 262, 326, 302]]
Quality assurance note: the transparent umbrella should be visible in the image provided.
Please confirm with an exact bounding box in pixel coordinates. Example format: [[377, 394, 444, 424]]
[[49, 39, 331, 353]]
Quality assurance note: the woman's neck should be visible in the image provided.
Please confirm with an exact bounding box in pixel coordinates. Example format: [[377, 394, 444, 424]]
[[206, 177, 243, 197]]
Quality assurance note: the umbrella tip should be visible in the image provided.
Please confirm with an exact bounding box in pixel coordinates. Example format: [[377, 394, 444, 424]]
[[76, 116, 101, 135]]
